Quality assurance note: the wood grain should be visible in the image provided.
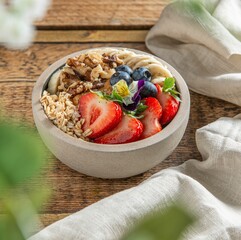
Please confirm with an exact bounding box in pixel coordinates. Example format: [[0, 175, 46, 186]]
[[35, 0, 169, 30], [35, 30, 147, 43]]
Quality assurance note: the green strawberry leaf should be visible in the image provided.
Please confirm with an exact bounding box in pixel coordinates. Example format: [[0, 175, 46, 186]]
[[133, 114, 145, 119], [169, 90, 182, 102], [135, 103, 148, 115], [125, 112, 145, 119]]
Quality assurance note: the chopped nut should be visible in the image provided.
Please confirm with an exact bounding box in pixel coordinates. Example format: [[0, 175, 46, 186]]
[[57, 51, 122, 97]]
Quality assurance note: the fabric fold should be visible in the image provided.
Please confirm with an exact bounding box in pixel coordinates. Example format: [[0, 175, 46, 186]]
[[146, 0, 241, 106], [29, 115, 241, 240]]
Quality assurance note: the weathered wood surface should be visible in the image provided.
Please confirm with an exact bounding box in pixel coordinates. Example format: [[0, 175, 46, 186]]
[[1, 43, 240, 227], [35, 30, 148, 43], [1, 0, 241, 230], [35, 0, 169, 30]]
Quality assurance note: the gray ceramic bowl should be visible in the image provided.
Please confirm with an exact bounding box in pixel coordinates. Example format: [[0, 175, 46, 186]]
[[32, 48, 190, 179]]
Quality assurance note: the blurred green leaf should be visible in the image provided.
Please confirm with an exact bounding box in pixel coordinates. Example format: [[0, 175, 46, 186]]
[[28, 186, 51, 210], [0, 119, 50, 240], [0, 192, 42, 240], [0, 121, 45, 189], [122, 204, 194, 240], [0, 213, 25, 240], [175, 0, 205, 17]]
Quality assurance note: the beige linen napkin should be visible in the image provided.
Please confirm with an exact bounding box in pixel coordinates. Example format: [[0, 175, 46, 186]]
[[29, 115, 241, 240], [146, 0, 241, 106]]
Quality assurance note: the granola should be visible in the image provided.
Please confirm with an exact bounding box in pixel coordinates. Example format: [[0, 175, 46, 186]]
[[40, 91, 91, 140]]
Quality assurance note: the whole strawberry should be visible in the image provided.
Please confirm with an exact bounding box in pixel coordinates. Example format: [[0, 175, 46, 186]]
[[155, 78, 180, 126]]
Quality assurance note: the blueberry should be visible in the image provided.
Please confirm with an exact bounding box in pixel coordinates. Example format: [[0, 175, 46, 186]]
[[140, 81, 157, 98], [115, 65, 133, 75], [132, 67, 151, 82], [110, 71, 132, 86]]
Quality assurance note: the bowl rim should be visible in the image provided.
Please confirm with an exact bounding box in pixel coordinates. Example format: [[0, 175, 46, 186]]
[[32, 47, 190, 152]]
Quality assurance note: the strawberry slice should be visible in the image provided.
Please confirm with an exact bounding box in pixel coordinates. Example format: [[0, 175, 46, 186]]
[[140, 97, 162, 139], [155, 83, 180, 126], [78, 93, 122, 138], [94, 114, 143, 144]]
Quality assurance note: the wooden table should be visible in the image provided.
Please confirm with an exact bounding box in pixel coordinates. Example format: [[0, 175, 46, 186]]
[[1, 0, 240, 230]]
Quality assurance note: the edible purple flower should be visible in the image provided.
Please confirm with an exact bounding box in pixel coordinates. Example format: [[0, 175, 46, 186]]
[[123, 80, 145, 111]]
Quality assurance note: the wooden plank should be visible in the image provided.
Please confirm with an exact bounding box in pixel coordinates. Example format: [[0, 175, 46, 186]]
[[35, 0, 169, 30], [1, 81, 240, 218], [0, 43, 147, 80], [35, 30, 147, 43]]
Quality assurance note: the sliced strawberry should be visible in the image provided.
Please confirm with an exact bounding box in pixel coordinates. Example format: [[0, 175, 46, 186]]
[[155, 84, 180, 126], [78, 93, 122, 138], [94, 114, 143, 144], [140, 97, 162, 139]]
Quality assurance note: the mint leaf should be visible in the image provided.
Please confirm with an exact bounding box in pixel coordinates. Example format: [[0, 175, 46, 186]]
[[162, 78, 181, 102], [163, 77, 175, 92]]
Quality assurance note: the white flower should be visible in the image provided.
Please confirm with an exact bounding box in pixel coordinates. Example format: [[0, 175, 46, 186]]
[[0, 0, 51, 49], [1, 14, 35, 49]]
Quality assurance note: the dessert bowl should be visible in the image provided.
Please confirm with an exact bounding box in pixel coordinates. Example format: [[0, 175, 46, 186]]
[[32, 48, 190, 178]]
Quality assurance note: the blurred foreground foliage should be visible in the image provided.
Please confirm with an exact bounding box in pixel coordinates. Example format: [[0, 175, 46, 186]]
[[0, 120, 50, 240], [122, 204, 194, 240]]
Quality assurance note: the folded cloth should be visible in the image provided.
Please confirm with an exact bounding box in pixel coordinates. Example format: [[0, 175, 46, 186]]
[[29, 115, 241, 240], [146, 0, 241, 106]]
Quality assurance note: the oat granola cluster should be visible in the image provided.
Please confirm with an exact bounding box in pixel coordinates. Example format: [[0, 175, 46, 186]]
[[40, 91, 92, 139]]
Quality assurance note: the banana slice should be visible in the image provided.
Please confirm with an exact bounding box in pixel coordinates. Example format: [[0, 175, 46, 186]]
[[47, 70, 61, 94], [132, 58, 162, 69], [125, 56, 150, 68], [146, 63, 173, 78], [119, 52, 136, 62]]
